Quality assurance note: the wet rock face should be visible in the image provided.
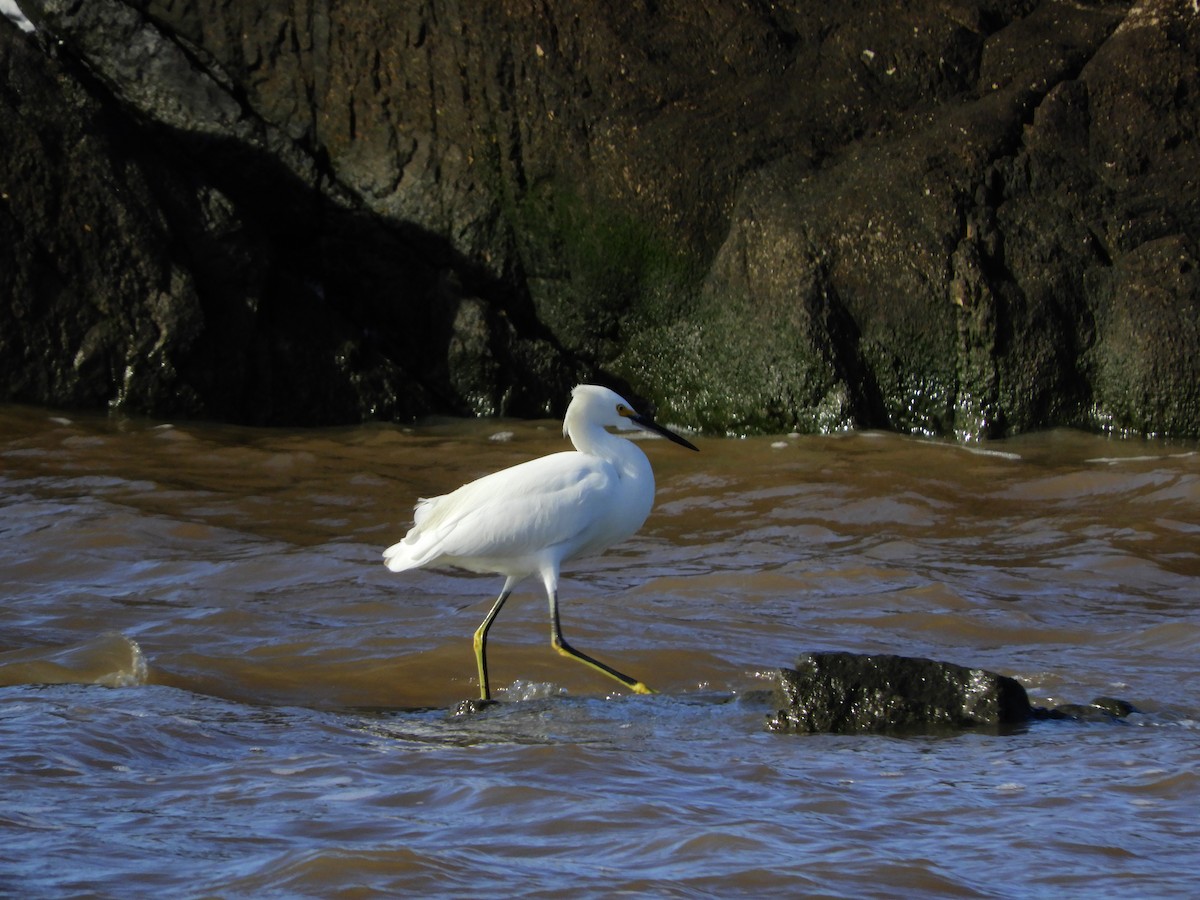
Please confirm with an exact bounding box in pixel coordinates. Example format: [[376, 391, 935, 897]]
[[768, 652, 1033, 734], [1, 0, 580, 424], [3, 1, 1198, 434]]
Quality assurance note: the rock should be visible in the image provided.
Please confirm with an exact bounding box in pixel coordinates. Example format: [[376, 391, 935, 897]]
[[1, 1, 580, 424], [767, 652, 1034, 734], [1031, 696, 1138, 723], [0, 14, 203, 415], [767, 652, 1138, 733], [1087, 234, 1200, 437], [4, 1, 1199, 436]]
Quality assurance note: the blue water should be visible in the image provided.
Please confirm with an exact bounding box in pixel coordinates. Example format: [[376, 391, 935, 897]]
[[2, 406, 1198, 897]]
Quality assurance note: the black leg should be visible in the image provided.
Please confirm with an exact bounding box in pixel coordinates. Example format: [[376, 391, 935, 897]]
[[547, 588, 654, 694]]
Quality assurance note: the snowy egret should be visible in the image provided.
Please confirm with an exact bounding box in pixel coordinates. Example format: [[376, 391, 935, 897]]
[[384, 384, 698, 700]]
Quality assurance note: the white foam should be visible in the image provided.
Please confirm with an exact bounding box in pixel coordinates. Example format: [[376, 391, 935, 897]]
[[1087, 450, 1197, 465], [959, 445, 1022, 460], [99, 636, 150, 687]]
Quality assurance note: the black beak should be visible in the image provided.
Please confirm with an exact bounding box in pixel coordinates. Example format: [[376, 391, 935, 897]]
[[632, 413, 699, 451]]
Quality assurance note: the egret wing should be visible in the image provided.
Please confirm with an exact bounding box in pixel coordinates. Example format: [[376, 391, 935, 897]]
[[384, 452, 618, 571]]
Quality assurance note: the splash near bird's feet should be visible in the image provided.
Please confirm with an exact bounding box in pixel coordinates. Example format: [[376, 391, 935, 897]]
[[452, 697, 499, 716], [452, 687, 654, 715]]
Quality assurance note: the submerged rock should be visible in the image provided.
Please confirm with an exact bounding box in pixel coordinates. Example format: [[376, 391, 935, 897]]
[[768, 652, 1034, 734], [1030, 695, 1139, 724], [768, 652, 1137, 734]]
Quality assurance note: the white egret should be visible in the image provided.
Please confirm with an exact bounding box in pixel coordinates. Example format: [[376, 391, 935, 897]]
[[384, 384, 698, 700]]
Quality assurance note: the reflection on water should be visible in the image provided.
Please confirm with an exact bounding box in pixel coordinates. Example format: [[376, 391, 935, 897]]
[[1, 404, 1198, 896]]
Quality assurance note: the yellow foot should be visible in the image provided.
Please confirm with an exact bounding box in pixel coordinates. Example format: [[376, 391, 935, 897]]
[[630, 681, 657, 695]]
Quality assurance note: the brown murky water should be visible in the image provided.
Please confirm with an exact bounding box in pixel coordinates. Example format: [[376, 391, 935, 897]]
[[2, 403, 1198, 896]]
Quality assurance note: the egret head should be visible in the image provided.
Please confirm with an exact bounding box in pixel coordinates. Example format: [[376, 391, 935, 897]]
[[565, 384, 698, 451]]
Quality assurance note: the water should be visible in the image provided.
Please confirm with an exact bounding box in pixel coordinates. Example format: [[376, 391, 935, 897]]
[[1, 404, 1197, 897]]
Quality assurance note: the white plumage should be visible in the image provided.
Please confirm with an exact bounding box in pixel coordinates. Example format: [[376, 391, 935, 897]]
[[384, 383, 698, 700]]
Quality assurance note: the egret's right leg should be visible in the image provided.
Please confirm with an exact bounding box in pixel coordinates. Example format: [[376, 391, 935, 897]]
[[541, 570, 655, 695], [473, 578, 517, 700]]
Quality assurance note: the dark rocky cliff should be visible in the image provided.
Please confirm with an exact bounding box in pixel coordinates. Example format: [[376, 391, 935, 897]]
[[3, 0, 1197, 436]]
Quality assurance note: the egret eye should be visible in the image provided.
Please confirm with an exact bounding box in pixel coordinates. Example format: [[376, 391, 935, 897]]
[[616, 404, 632, 417]]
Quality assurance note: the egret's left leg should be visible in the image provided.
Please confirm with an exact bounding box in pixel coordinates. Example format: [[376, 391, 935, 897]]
[[473, 576, 517, 700], [543, 573, 655, 695]]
